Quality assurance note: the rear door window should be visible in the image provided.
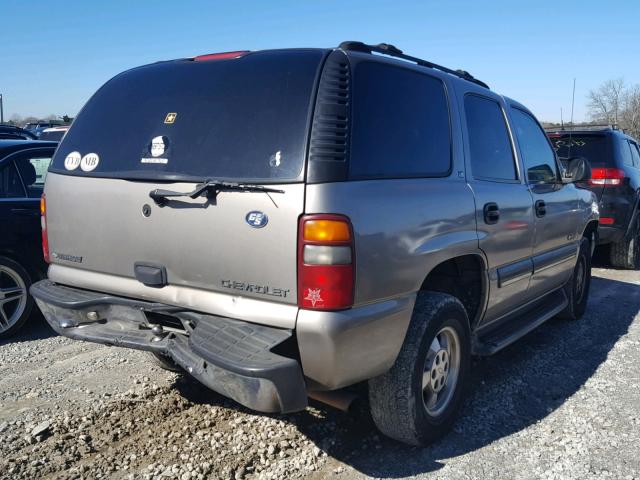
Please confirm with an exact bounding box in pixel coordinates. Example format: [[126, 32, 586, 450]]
[[627, 141, 640, 168], [619, 138, 635, 167], [15, 154, 52, 197], [51, 50, 324, 183], [510, 108, 558, 184], [349, 62, 451, 179], [464, 95, 517, 181]]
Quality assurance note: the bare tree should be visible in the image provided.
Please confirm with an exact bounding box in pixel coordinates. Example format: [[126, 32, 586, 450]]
[[621, 85, 640, 139], [587, 78, 626, 125], [587, 78, 640, 139]]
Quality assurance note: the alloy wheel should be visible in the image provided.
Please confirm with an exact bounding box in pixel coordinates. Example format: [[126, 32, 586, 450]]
[[422, 326, 461, 417], [0, 266, 28, 333]]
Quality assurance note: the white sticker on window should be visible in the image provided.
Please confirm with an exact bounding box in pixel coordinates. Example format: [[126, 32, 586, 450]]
[[269, 150, 282, 167], [150, 136, 166, 157], [141, 157, 169, 164], [80, 153, 100, 172], [64, 151, 82, 171]]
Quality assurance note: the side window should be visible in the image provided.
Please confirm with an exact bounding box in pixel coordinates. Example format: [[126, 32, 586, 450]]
[[510, 108, 559, 184], [627, 141, 640, 168], [619, 139, 634, 167], [0, 162, 26, 198], [14, 155, 51, 198], [349, 62, 451, 179], [464, 95, 517, 181]]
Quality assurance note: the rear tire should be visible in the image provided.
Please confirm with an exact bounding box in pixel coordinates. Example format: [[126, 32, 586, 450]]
[[368, 292, 470, 446], [559, 237, 591, 321], [609, 223, 640, 269], [148, 352, 183, 372], [0, 256, 34, 339]]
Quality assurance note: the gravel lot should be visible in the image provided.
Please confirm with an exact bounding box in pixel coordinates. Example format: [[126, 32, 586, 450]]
[[1, 267, 639, 480]]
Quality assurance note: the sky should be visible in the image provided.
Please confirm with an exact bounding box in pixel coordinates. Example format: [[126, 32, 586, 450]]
[[1, 0, 638, 123]]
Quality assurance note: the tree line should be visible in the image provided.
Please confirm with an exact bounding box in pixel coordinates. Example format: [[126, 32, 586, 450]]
[[586, 78, 640, 138], [4, 114, 73, 126]]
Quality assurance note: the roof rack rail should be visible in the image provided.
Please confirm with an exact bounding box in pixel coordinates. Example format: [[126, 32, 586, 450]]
[[544, 124, 619, 132], [338, 41, 489, 89]]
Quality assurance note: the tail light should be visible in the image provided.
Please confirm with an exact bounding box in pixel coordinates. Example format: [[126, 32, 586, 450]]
[[40, 194, 50, 263], [193, 51, 249, 61], [589, 167, 625, 186], [298, 215, 354, 310], [599, 217, 615, 225]]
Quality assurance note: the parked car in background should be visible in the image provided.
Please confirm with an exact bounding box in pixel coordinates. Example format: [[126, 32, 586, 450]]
[[0, 125, 38, 140], [547, 127, 640, 269], [24, 121, 63, 131], [0, 139, 57, 338], [38, 126, 70, 141], [31, 41, 598, 446]]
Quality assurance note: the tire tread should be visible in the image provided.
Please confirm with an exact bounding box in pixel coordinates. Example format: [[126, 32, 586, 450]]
[[369, 292, 469, 445]]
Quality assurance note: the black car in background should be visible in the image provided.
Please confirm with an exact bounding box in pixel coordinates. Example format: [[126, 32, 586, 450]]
[[37, 126, 70, 141], [0, 125, 38, 140], [0, 140, 57, 338], [24, 121, 62, 131], [547, 127, 640, 268]]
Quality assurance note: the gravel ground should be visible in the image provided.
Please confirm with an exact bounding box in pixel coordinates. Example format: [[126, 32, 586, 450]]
[[0, 267, 639, 480]]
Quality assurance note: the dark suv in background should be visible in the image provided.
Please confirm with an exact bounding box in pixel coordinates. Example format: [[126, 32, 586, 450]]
[[547, 127, 640, 268]]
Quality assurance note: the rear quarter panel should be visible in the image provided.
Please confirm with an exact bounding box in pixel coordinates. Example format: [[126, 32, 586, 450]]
[[305, 70, 482, 307], [305, 178, 479, 306]]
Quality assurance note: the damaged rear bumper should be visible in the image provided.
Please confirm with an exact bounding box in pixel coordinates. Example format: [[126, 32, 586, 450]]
[[30, 280, 308, 414]]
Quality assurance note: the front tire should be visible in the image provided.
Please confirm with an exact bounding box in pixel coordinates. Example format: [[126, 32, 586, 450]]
[[0, 256, 34, 339], [368, 292, 471, 446], [559, 237, 591, 320]]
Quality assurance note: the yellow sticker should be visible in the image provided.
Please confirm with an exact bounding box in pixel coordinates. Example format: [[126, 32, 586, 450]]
[[164, 112, 177, 124]]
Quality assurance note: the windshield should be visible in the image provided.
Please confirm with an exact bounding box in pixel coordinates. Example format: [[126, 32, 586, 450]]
[[51, 50, 324, 183], [547, 134, 613, 167]]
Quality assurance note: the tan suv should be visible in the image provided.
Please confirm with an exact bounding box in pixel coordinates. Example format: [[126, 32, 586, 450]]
[[32, 42, 597, 445]]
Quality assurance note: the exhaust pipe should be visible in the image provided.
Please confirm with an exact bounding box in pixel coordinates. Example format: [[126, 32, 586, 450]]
[[308, 390, 357, 412]]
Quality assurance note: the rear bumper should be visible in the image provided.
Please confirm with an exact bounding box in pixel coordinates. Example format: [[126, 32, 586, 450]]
[[296, 294, 416, 390], [30, 280, 307, 414]]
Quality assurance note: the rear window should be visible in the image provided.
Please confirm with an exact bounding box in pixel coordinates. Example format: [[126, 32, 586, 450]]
[[39, 130, 66, 141], [465, 95, 517, 181], [349, 62, 451, 179], [51, 50, 324, 183], [547, 134, 613, 167]]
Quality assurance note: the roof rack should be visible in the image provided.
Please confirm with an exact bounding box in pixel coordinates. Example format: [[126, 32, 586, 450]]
[[338, 41, 489, 89], [544, 124, 619, 132]]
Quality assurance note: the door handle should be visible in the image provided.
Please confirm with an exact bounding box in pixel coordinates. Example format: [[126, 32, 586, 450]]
[[10, 208, 39, 217], [483, 202, 500, 224], [535, 200, 547, 218]]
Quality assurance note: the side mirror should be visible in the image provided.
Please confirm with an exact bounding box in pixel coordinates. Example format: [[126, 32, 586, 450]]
[[562, 156, 591, 183]]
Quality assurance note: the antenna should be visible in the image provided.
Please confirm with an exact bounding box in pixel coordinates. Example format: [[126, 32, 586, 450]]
[[568, 78, 576, 158], [560, 107, 564, 130]]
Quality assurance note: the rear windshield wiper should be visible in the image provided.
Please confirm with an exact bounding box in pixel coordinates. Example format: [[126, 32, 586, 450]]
[[149, 180, 285, 206]]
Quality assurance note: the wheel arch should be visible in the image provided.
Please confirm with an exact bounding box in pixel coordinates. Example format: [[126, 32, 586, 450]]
[[418, 252, 488, 329]]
